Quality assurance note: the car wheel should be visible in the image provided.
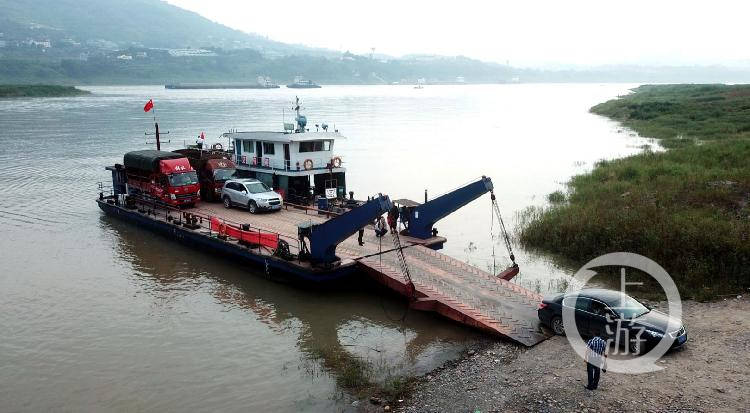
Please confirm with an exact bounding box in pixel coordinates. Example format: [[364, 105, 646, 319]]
[[551, 316, 565, 336], [248, 200, 257, 214], [223, 196, 232, 209]]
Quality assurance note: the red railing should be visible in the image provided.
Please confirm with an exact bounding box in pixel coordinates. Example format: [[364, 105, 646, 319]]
[[105, 193, 300, 254]]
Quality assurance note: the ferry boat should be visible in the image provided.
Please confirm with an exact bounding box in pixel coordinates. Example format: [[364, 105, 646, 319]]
[[94, 98, 547, 345], [287, 76, 322, 89]]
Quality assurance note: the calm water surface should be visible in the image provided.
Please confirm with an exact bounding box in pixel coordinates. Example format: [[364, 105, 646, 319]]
[[0, 84, 653, 411]]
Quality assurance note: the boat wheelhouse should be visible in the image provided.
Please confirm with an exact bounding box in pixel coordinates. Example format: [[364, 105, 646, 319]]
[[224, 98, 345, 204]]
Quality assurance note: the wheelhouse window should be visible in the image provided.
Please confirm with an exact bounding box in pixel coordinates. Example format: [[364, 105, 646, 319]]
[[299, 140, 331, 152], [262, 142, 275, 155], [242, 140, 254, 153]]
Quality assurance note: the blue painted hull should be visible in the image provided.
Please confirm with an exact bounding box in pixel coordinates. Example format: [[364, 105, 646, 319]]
[[97, 200, 358, 284]]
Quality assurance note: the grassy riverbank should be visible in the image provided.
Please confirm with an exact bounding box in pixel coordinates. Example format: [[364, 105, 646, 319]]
[[520, 84, 750, 300], [0, 84, 90, 98]]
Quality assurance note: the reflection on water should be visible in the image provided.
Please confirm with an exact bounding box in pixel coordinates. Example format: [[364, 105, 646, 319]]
[[101, 217, 482, 409], [0, 84, 652, 411]]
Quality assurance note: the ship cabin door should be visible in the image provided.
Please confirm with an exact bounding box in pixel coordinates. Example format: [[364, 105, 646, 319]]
[[255, 141, 263, 165], [283, 144, 290, 170]]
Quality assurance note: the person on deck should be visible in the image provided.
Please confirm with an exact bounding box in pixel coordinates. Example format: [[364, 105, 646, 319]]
[[196, 131, 205, 149], [374, 215, 387, 237], [387, 205, 399, 234], [584, 335, 608, 390]]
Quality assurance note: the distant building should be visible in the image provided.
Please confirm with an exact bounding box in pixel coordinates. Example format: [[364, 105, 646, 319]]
[[135, 51, 148, 58], [60, 38, 81, 47], [26, 39, 51, 48], [455, 76, 466, 83], [87, 39, 118, 51], [167, 48, 216, 57], [116, 54, 133, 60], [0, 40, 6, 48]]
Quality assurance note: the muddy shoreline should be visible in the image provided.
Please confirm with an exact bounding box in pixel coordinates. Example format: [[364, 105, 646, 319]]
[[354, 297, 748, 412]]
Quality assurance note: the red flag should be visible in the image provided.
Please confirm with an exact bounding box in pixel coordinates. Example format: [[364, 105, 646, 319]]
[[200, 131, 205, 140], [143, 99, 154, 112]]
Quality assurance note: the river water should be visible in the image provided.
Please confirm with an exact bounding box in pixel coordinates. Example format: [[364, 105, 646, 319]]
[[0, 84, 653, 412]]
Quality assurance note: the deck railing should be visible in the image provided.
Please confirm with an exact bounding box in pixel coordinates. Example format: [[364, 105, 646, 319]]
[[98, 189, 301, 257], [229, 154, 343, 171]]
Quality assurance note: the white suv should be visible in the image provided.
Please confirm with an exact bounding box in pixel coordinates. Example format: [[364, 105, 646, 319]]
[[221, 178, 283, 213]]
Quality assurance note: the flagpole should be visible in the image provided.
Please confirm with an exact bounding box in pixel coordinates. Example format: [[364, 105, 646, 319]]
[[152, 101, 160, 151]]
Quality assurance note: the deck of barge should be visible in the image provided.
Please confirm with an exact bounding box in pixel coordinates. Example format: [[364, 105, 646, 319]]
[[107, 199, 550, 346], [194, 203, 549, 346]]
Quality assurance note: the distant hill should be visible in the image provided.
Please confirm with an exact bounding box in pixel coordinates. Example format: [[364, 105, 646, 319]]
[[0, 0, 329, 55], [1, 0, 749, 85]]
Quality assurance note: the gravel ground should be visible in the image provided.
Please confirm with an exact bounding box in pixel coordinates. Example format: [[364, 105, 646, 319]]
[[357, 297, 749, 413]]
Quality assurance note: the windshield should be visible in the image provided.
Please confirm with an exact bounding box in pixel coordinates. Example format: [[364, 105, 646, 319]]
[[213, 168, 235, 182], [168, 171, 198, 187], [610, 294, 650, 319], [245, 182, 271, 194]]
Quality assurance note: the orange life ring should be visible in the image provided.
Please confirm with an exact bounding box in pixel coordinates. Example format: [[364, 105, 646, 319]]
[[303, 159, 314, 170], [212, 143, 223, 150], [331, 156, 342, 168]]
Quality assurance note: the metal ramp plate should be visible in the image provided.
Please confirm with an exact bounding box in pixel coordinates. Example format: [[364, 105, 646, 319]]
[[357, 245, 550, 346]]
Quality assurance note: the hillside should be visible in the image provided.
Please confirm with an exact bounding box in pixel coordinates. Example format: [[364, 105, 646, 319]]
[[0, 0, 324, 54], [2, 1, 750, 84]]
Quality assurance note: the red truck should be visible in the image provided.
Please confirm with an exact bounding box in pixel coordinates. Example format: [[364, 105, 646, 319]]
[[123, 150, 201, 207], [174, 149, 236, 202]]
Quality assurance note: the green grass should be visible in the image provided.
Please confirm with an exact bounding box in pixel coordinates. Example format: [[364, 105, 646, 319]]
[[520, 84, 750, 300], [304, 345, 412, 402], [0, 84, 90, 97]]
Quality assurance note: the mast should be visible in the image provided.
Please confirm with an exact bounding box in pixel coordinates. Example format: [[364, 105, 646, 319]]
[[155, 121, 161, 151]]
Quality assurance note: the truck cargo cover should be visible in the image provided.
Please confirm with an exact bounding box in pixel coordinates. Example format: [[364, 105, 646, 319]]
[[124, 150, 184, 172], [205, 158, 235, 171]]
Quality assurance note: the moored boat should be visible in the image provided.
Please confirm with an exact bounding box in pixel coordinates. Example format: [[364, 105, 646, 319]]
[[287, 76, 321, 89]]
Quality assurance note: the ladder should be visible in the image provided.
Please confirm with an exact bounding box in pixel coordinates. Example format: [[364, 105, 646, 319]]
[[391, 230, 416, 299]]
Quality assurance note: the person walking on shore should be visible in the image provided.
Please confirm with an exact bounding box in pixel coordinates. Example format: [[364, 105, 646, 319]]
[[584, 335, 607, 390]]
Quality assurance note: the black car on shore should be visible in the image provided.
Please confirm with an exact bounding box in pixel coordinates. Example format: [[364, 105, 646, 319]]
[[538, 289, 687, 354]]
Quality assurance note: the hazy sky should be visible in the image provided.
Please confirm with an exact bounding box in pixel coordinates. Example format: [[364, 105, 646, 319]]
[[168, 0, 748, 67]]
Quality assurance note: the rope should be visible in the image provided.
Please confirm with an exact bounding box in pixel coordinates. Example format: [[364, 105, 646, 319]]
[[490, 191, 516, 266], [490, 198, 496, 274]]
